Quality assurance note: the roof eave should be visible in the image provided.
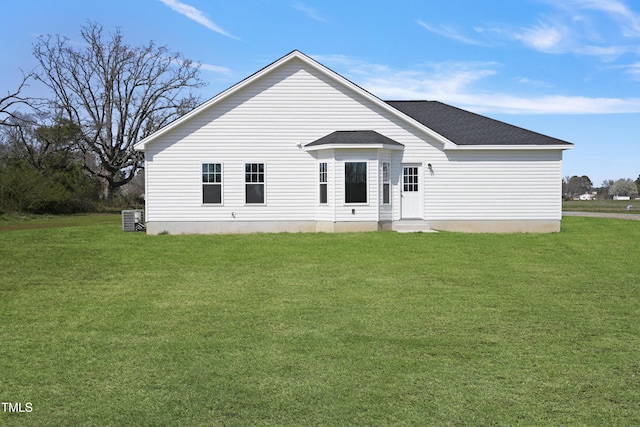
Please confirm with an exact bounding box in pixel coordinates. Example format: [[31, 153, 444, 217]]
[[305, 143, 404, 152], [444, 144, 574, 151]]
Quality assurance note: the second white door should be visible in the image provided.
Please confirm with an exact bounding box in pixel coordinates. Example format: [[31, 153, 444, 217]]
[[401, 164, 422, 219]]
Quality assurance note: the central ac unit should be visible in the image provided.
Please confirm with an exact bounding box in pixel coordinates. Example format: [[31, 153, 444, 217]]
[[122, 210, 145, 232]]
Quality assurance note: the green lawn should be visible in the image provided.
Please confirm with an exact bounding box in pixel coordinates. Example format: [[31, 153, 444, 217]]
[[0, 212, 120, 231], [1, 216, 639, 425], [563, 199, 638, 213]]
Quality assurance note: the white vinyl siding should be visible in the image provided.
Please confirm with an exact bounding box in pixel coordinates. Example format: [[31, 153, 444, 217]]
[[424, 150, 563, 221], [142, 57, 564, 228], [143, 58, 443, 224]]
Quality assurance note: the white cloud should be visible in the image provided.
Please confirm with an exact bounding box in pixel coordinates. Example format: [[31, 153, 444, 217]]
[[484, 1, 640, 59], [629, 62, 640, 77], [417, 20, 485, 46], [556, 0, 640, 36], [518, 77, 554, 89], [159, 0, 240, 40], [292, 2, 327, 23], [575, 44, 629, 58], [199, 63, 232, 74], [616, 62, 640, 79], [456, 93, 640, 114], [316, 55, 640, 114], [513, 20, 569, 53]]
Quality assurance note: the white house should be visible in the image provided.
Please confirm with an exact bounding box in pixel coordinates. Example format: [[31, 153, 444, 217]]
[[134, 50, 573, 234]]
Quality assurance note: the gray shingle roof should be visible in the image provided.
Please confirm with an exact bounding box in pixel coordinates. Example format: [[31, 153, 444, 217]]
[[386, 101, 573, 146], [305, 130, 404, 147]]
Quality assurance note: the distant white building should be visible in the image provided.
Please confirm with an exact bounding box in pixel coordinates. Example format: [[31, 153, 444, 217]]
[[579, 193, 594, 200]]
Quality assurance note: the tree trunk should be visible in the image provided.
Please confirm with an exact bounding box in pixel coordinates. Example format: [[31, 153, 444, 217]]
[[102, 179, 114, 206]]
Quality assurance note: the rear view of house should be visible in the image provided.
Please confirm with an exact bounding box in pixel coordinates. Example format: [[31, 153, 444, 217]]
[[134, 50, 573, 234]]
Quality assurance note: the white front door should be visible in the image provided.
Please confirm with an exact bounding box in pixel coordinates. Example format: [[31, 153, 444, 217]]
[[401, 164, 422, 219]]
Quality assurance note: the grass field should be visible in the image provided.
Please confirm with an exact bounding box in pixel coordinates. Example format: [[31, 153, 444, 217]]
[[1, 215, 639, 425], [563, 199, 639, 213]]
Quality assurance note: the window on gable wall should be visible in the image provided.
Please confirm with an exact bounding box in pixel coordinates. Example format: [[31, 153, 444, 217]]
[[202, 163, 222, 204], [245, 163, 265, 204]]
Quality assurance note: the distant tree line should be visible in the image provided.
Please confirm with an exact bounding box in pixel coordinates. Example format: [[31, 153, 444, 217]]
[[0, 22, 203, 214], [563, 175, 640, 200]]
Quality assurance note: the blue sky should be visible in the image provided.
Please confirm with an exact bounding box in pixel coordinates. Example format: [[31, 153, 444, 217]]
[[2, 0, 639, 186]]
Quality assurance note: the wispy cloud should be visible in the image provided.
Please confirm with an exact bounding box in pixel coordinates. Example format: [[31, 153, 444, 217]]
[[199, 63, 232, 74], [614, 62, 640, 79], [553, 0, 640, 36], [628, 62, 640, 78], [292, 2, 327, 23], [453, 93, 640, 114], [159, 0, 239, 40], [417, 20, 485, 46], [417, 0, 640, 60], [518, 77, 554, 89], [316, 54, 640, 114], [500, 0, 640, 59], [513, 20, 570, 53]]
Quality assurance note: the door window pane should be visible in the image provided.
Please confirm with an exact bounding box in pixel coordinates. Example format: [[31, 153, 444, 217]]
[[403, 167, 418, 192]]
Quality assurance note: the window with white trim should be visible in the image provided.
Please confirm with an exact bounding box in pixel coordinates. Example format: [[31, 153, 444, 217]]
[[245, 163, 265, 204], [202, 163, 222, 204], [319, 162, 328, 204], [382, 162, 390, 205], [345, 162, 367, 203]]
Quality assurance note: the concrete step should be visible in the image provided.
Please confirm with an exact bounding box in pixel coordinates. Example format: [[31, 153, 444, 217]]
[[392, 220, 437, 233]]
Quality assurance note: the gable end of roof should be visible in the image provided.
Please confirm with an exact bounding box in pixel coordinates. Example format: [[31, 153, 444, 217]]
[[134, 51, 573, 152]]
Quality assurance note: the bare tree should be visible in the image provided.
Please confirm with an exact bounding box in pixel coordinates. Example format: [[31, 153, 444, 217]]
[[32, 22, 204, 203], [1, 111, 82, 170], [0, 72, 32, 127]]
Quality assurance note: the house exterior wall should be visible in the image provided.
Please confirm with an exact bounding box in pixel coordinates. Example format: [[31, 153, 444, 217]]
[[143, 58, 444, 234], [142, 55, 566, 234], [424, 150, 563, 232]]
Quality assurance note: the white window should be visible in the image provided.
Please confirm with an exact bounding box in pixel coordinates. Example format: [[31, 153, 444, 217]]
[[319, 162, 328, 204], [202, 163, 222, 204], [245, 163, 265, 204], [382, 162, 390, 205], [345, 162, 367, 203]]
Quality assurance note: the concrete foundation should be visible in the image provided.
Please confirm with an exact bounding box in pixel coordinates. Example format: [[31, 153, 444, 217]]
[[147, 220, 389, 235], [428, 219, 561, 233], [146, 219, 561, 235]]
